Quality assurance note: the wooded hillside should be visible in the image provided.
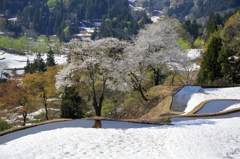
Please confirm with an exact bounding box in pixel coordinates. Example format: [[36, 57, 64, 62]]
[[0, 0, 151, 41]]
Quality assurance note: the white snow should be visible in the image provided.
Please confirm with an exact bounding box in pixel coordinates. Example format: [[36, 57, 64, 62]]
[[151, 16, 160, 23], [1, 108, 60, 125], [79, 27, 95, 33], [1, 86, 240, 158], [26, 109, 46, 120], [183, 87, 240, 114], [168, 49, 202, 73], [1, 117, 240, 158], [172, 86, 240, 114], [222, 103, 240, 112], [8, 17, 17, 21], [27, 108, 60, 120], [168, 61, 200, 73], [0, 52, 67, 75], [172, 86, 201, 110], [1, 113, 19, 124], [187, 49, 202, 60]]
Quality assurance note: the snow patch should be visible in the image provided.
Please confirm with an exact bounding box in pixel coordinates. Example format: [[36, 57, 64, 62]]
[[1, 117, 240, 158], [184, 87, 240, 114], [0, 52, 67, 75], [222, 103, 240, 112], [171, 86, 201, 111], [187, 49, 202, 60]]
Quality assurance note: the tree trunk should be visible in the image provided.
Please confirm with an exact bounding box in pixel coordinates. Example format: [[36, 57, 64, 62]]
[[44, 97, 49, 120], [43, 94, 49, 120], [44, 103, 49, 120], [139, 84, 149, 101], [22, 111, 27, 126], [95, 106, 101, 116], [153, 69, 160, 86], [92, 120, 102, 128], [92, 85, 100, 116]]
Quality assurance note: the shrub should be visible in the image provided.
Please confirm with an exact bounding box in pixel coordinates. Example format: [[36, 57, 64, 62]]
[[0, 119, 12, 132]]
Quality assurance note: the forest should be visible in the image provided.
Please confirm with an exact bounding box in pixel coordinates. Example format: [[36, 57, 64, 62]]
[[0, 0, 151, 41], [166, 0, 240, 21]]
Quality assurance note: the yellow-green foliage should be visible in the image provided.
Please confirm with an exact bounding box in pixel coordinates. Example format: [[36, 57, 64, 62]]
[[101, 99, 116, 116], [122, 91, 141, 109], [47, 0, 57, 8], [194, 38, 204, 48], [0, 36, 34, 53], [177, 38, 191, 49], [0, 103, 5, 112]]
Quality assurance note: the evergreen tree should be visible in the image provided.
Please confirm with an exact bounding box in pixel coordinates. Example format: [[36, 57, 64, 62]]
[[36, 52, 46, 72], [26, 53, 47, 74], [24, 58, 31, 74], [205, 16, 218, 42], [183, 19, 199, 40], [190, 20, 199, 40], [217, 48, 233, 84], [61, 86, 85, 119], [197, 33, 223, 85], [46, 49, 56, 66], [91, 27, 98, 40]]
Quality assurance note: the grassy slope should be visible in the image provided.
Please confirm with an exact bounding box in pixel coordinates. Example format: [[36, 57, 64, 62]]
[[139, 85, 183, 119], [140, 85, 240, 120]]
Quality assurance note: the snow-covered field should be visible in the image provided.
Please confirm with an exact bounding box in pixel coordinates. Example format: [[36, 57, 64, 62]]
[[172, 86, 240, 114], [187, 49, 202, 60], [171, 86, 201, 111], [184, 87, 240, 114], [2, 50, 240, 158], [0, 49, 200, 75], [1, 87, 240, 158], [0, 51, 67, 75], [1, 117, 240, 159]]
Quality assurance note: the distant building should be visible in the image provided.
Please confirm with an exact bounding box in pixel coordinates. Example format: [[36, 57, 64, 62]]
[[8, 17, 17, 24], [133, 7, 145, 11]]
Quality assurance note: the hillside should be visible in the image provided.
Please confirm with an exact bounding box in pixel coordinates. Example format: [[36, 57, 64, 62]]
[[145, 0, 240, 22], [0, 0, 151, 41]]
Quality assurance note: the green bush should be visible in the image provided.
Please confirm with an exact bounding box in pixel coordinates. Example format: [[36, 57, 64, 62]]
[[33, 111, 46, 122], [177, 38, 191, 49], [0, 119, 12, 132], [101, 99, 116, 117], [194, 38, 204, 48]]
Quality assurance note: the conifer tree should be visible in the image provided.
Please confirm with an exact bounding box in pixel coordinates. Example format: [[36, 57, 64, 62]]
[[205, 20, 217, 42], [46, 49, 56, 66], [24, 58, 31, 74], [36, 52, 47, 72], [61, 86, 85, 119], [197, 33, 223, 85]]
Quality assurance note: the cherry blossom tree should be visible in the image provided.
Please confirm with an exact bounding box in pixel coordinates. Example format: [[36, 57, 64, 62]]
[[56, 38, 129, 116], [116, 18, 186, 101], [137, 18, 186, 84]]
